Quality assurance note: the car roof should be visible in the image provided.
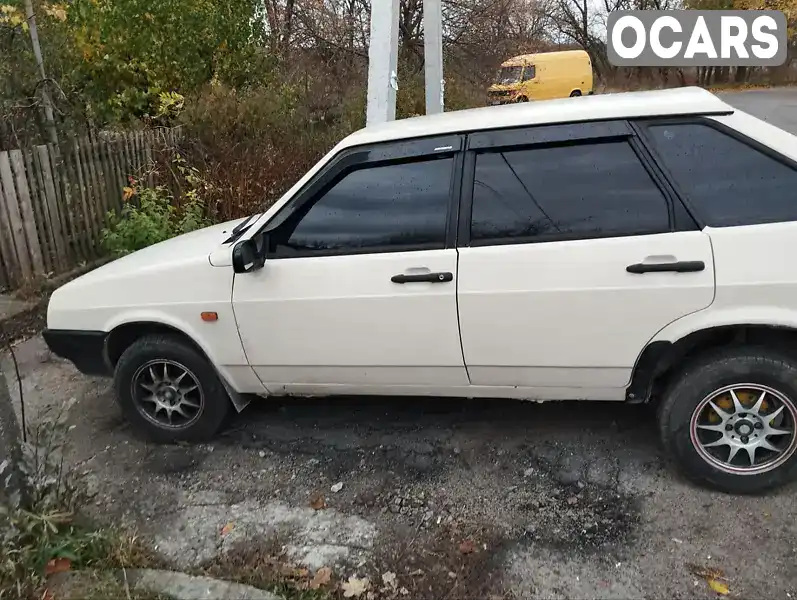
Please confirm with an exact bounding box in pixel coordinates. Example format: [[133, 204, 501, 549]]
[[339, 87, 733, 151], [502, 49, 588, 66]]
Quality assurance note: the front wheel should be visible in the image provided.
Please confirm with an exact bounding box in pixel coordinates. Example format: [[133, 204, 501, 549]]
[[114, 334, 231, 443], [515, 95, 528, 103], [658, 347, 797, 494]]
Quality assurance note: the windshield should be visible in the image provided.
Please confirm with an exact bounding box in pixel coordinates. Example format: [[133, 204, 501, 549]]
[[495, 66, 522, 85]]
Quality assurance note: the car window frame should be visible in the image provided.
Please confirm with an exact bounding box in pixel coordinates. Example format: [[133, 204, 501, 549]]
[[633, 116, 797, 230], [457, 119, 698, 248], [257, 135, 465, 260]]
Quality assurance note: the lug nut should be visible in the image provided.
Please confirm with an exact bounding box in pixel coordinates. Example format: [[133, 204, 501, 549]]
[[755, 422, 763, 429], [725, 424, 734, 431], [741, 435, 749, 444]]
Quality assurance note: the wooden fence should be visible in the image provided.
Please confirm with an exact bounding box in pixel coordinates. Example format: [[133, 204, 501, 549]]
[[0, 128, 180, 291]]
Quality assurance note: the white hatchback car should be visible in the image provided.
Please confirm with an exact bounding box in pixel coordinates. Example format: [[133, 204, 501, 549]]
[[44, 87, 797, 494]]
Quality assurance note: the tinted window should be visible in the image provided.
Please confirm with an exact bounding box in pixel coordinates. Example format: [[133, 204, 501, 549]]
[[646, 123, 797, 227], [470, 140, 669, 244], [523, 66, 535, 81], [272, 158, 452, 255]]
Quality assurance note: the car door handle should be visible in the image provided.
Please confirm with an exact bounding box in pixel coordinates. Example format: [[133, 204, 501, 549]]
[[626, 260, 705, 274], [391, 272, 453, 284]]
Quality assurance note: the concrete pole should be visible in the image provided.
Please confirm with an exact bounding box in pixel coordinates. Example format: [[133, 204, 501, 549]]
[[423, 0, 444, 115], [0, 367, 25, 507], [366, 0, 400, 126]]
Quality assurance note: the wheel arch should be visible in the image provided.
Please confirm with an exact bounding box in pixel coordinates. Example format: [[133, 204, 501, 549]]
[[628, 323, 797, 404], [105, 319, 252, 412]]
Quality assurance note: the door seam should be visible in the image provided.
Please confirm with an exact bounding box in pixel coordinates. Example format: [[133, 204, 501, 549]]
[[454, 248, 472, 384]]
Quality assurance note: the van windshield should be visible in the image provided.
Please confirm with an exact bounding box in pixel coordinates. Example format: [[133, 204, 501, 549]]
[[495, 66, 522, 85]]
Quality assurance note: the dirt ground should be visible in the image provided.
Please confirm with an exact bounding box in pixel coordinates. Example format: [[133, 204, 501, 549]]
[[6, 89, 797, 599], [5, 335, 797, 599]]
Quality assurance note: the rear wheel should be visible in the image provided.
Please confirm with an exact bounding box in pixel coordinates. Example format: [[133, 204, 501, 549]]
[[570, 90, 582, 97], [658, 347, 797, 494], [114, 334, 231, 443]]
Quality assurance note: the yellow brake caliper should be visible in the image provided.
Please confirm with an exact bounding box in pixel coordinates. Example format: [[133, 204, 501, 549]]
[[708, 390, 769, 423]]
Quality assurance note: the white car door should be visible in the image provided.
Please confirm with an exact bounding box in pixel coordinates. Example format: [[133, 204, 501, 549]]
[[456, 121, 715, 399], [232, 136, 469, 394]]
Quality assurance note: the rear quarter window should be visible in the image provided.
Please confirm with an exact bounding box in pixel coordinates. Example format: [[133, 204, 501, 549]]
[[644, 122, 797, 228]]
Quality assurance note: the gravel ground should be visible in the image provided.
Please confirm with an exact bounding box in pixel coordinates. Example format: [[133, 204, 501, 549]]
[[6, 88, 797, 599]]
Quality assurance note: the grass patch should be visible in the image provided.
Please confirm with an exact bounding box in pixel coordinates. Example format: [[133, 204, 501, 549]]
[[0, 402, 162, 600], [200, 538, 338, 600]]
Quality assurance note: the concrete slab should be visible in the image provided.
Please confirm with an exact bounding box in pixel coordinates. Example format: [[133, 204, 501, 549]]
[[0, 293, 35, 323]]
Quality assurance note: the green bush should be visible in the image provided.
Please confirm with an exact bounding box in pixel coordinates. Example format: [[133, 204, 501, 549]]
[[100, 180, 212, 258]]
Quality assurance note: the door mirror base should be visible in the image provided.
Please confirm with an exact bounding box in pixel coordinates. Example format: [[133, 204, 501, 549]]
[[232, 238, 265, 273]]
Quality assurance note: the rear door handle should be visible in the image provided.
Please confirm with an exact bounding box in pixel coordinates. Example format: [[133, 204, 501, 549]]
[[626, 260, 705, 274], [391, 272, 453, 284]]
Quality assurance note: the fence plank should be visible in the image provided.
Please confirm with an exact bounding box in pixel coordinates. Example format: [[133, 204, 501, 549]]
[[82, 137, 104, 234], [0, 152, 33, 280], [49, 145, 80, 266], [26, 148, 53, 273], [0, 154, 20, 284], [69, 139, 96, 258], [36, 145, 67, 272], [144, 131, 154, 187], [91, 138, 111, 221], [8, 150, 44, 276], [101, 138, 119, 212], [119, 132, 132, 184], [110, 139, 125, 211], [61, 143, 91, 263]]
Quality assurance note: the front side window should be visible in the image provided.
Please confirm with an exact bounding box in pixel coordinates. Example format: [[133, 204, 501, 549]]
[[496, 66, 522, 84], [645, 122, 797, 227], [522, 66, 536, 81], [470, 139, 670, 244], [270, 158, 453, 256]]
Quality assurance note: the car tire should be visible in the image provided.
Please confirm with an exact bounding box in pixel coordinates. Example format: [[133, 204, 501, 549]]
[[658, 347, 797, 494], [516, 96, 528, 103], [113, 334, 231, 443], [570, 90, 582, 97]]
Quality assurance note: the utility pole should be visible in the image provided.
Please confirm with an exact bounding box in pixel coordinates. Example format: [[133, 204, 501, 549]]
[[24, 0, 59, 147], [365, 0, 400, 126], [423, 0, 444, 115]]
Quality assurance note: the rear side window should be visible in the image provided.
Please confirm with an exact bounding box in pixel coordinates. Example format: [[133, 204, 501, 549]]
[[270, 158, 452, 256], [469, 140, 670, 244], [645, 122, 797, 227]]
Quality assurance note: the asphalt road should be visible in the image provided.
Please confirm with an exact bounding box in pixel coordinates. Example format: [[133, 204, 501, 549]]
[[6, 88, 797, 600], [719, 87, 797, 134]]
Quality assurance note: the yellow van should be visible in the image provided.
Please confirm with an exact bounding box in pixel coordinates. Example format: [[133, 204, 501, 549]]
[[487, 50, 593, 105]]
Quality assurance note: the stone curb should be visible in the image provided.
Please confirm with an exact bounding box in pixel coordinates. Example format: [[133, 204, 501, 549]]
[[120, 568, 283, 600]]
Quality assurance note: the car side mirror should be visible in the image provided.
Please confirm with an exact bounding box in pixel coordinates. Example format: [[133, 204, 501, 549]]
[[232, 238, 265, 274]]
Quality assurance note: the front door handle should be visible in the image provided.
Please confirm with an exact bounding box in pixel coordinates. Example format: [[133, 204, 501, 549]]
[[626, 260, 705, 274], [391, 272, 453, 284]]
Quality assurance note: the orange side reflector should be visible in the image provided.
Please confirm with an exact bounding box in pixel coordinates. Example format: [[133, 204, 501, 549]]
[[201, 312, 218, 322]]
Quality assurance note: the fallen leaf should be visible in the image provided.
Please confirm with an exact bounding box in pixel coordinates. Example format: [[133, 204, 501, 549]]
[[331, 482, 344, 493], [40, 588, 55, 600], [220, 522, 234, 536], [122, 186, 135, 202], [459, 539, 476, 554], [381, 571, 397, 589], [342, 575, 370, 597], [708, 578, 729, 595], [44, 558, 71, 576], [310, 567, 333, 589], [309, 493, 327, 510], [399, 587, 409, 596]]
